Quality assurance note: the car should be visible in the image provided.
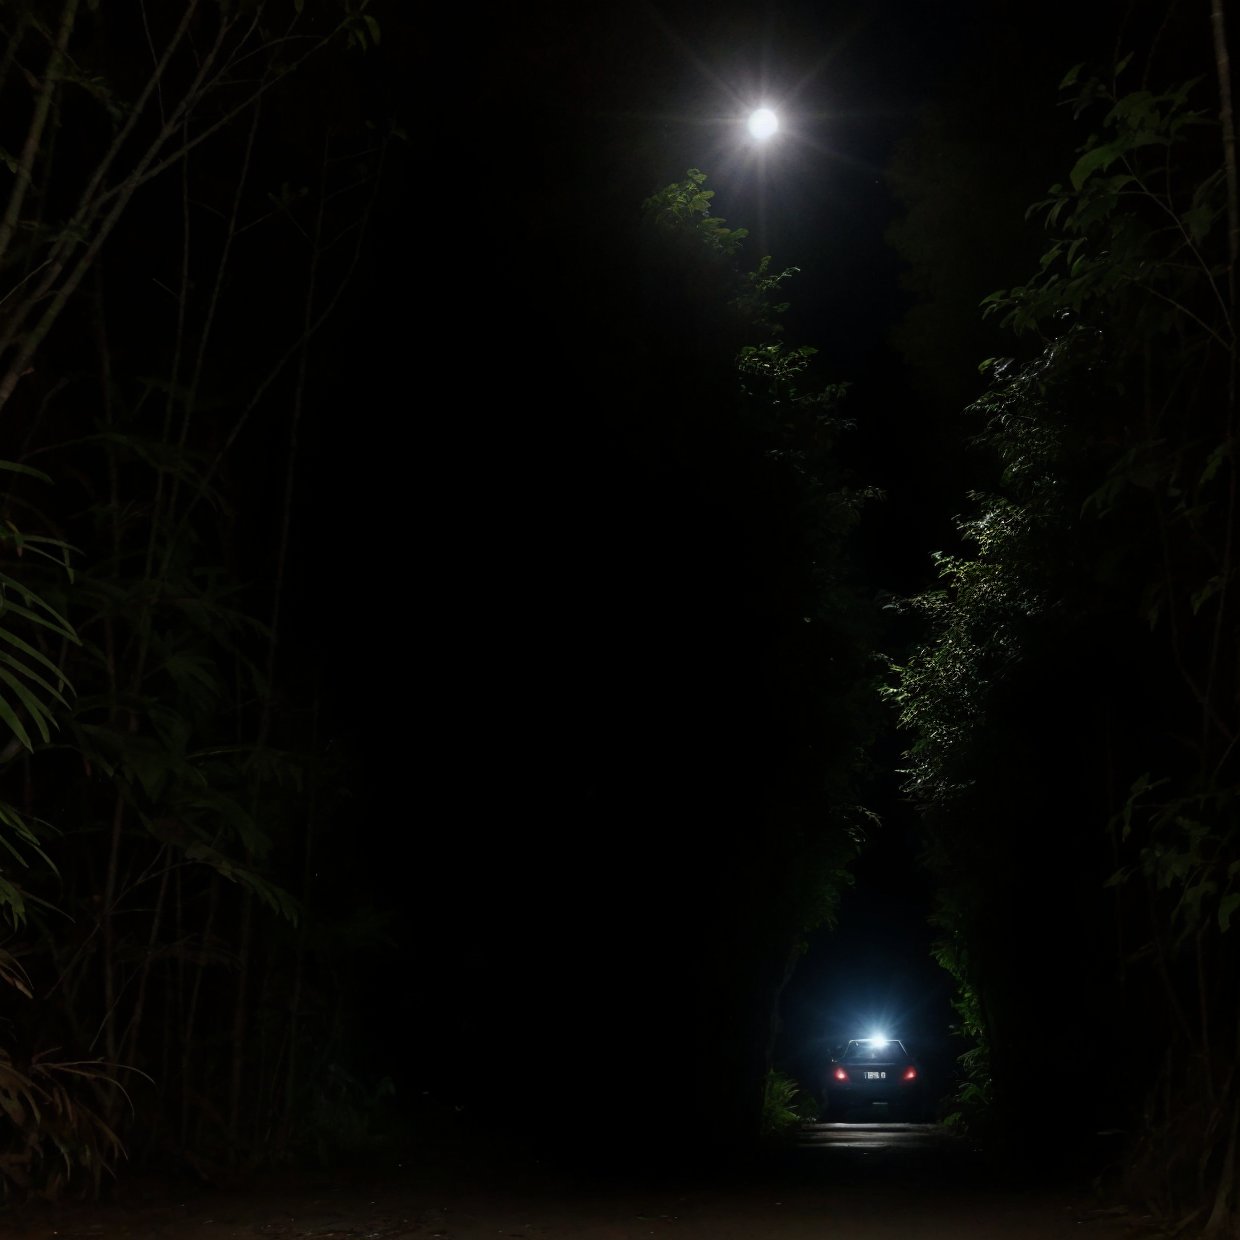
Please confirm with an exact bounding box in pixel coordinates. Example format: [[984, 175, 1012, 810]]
[[823, 1036, 924, 1121]]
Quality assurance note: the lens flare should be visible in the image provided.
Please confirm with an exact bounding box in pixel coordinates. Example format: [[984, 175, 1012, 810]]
[[747, 107, 778, 140]]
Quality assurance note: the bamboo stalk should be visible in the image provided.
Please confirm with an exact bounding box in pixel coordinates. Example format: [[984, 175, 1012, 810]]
[[0, 0, 79, 270], [227, 888, 254, 1161], [119, 855, 170, 1080], [1204, 0, 1240, 764], [181, 873, 219, 1148], [99, 793, 126, 1062], [1213, 0, 1240, 310]]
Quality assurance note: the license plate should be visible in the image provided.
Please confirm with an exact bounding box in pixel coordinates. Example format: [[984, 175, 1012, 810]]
[[864, 1071, 886, 1080]]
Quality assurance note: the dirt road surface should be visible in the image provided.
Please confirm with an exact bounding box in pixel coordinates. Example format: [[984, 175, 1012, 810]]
[[0, 1121, 1149, 1240]]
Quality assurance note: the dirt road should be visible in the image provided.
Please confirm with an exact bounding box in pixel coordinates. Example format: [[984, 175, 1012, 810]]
[[1, 1121, 1147, 1239]]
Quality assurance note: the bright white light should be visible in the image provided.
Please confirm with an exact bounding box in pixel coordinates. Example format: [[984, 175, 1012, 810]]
[[747, 107, 778, 140], [869, 1032, 889, 1048]]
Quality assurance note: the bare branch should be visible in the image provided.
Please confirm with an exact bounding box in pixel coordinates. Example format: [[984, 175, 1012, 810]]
[[0, 5, 350, 417]]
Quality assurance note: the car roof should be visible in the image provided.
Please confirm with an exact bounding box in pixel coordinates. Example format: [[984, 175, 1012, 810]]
[[839, 1037, 910, 1054]]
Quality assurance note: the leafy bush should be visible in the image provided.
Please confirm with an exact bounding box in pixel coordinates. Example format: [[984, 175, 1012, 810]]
[[0, 1049, 127, 1201], [761, 1069, 815, 1138]]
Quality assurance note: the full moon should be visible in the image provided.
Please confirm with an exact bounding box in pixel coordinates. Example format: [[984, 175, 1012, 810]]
[[747, 107, 778, 140]]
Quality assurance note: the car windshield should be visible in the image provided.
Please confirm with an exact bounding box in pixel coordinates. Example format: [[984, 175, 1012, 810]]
[[841, 1039, 909, 1062]]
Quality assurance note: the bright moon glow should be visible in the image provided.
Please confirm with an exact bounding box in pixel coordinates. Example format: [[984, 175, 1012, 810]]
[[747, 107, 778, 140]]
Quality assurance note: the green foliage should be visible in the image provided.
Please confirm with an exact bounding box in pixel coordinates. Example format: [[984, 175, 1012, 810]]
[[0, 801, 57, 931], [640, 170, 880, 1140], [0, 0, 391, 1198], [642, 171, 809, 350], [642, 169, 750, 258], [883, 326, 1092, 1144], [883, 327, 1084, 810], [0, 465, 77, 932], [761, 1069, 815, 1138], [982, 65, 1223, 340], [734, 255, 804, 339], [1109, 776, 1240, 944], [342, 8, 382, 52], [0, 472, 77, 756], [0, 1049, 127, 1201], [889, 41, 1240, 1222], [930, 909, 993, 1135]]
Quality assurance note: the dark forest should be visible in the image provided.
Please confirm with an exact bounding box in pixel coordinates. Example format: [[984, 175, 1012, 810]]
[[1, 1, 1239, 1237]]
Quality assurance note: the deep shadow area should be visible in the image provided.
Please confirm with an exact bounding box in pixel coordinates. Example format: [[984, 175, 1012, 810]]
[[0, 0, 1232, 1231], [2, 1112, 1142, 1240], [372, 0, 1142, 1173]]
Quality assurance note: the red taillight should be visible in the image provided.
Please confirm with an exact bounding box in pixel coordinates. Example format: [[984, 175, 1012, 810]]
[[833, 1067, 848, 1082], [903, 1066, 917, 1081]]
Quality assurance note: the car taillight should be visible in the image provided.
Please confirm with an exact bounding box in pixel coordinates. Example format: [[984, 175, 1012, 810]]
[[902, 1066, 917, 1081], [833, 1067, 848, 1082]]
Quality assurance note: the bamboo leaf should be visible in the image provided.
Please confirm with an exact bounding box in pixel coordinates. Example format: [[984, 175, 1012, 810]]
[[0, 947, 32, 997], [0, 693, 34, 752], [0, 804, 57, 872], [0, 666, 55, 743], [0, 461, 52, 484], [0, 875, 27, 926], [0, 590, 78, 643], [161, 651, 222, 703], [0, 650, 69, 707], [0, 626, 70, 686], [232, 866, 300, 924]]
